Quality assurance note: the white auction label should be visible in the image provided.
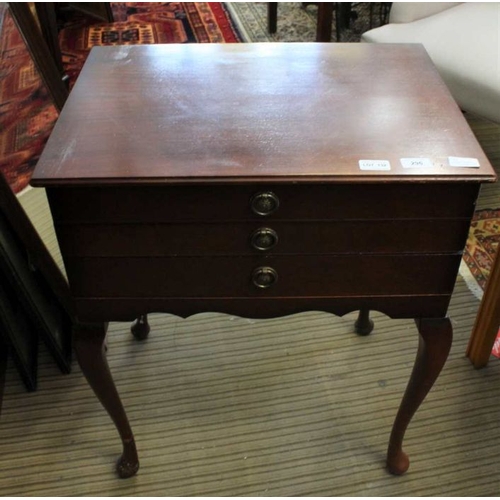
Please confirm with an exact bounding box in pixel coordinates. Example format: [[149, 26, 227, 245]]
[[448, 156, 480, 167], [400, 158, 433, 168], [359, 160, 391, 171]]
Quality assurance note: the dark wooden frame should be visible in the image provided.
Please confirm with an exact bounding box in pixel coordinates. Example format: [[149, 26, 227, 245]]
[[0, 210, 72, 375], [0, 270, 38, 391], [8, 2, 69, 111], [7, 2, 114, 112], [0, 173, 74, 375], [0, 336, 8, 412]]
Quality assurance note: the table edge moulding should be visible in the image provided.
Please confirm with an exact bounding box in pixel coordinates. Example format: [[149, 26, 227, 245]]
[[31, 43, 496, 479]]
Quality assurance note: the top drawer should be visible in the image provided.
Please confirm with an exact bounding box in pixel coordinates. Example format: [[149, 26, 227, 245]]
[[47, 183, 480, 224]]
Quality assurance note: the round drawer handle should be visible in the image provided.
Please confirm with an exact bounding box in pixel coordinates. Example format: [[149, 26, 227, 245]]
[[250, 227, 279, 251], [252, 266, 278, 289], [250, 191, 280, 216]]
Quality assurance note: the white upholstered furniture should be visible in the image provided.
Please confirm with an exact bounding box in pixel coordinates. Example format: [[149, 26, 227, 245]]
[[361, 2, 500, 124]]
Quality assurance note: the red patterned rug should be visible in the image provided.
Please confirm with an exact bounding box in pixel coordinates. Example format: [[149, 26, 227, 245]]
[[0, 6, 59, 193], [60, 3, 241, 87], [0, 3, 241, 193]]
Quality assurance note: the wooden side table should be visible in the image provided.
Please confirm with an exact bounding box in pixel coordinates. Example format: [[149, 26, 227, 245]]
[[32, 43, 496, 478]]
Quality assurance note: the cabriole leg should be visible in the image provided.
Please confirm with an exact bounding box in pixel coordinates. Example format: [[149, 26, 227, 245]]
[[387, 317, 452, 475], [74, 322, 139, 478], [354, 308, 374, 335], [131, 314, 150, 340]]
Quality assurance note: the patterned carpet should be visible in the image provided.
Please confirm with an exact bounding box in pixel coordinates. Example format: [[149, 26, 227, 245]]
[[0, 2, 241, 193], [459, 115, 500, 303], [59, 3, 241, 87], [0, 4, 59, 194], [463, 209, 500, 293], [226, 2, 390, 42]]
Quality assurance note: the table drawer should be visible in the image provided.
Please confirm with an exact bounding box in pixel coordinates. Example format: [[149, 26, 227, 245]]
[[55, 219, 471, 256], [65, 254, 461, 298], [48, 183, 479, 223]]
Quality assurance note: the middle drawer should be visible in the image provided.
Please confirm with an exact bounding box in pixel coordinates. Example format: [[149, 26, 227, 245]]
[[55, 219, 470, 257]]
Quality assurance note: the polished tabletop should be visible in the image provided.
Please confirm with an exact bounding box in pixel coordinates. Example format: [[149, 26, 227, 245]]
[[31, 43, 495, 187]]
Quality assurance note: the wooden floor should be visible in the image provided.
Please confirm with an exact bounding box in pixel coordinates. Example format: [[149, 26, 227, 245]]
[[0, 116, 499, 496]]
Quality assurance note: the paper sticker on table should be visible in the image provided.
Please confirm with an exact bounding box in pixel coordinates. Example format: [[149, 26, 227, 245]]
[[359, 160, 391, 171], [448, 156, 480, 168], [400, 158, 433, 168]]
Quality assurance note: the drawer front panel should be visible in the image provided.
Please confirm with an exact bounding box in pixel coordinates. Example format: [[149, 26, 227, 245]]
[[56, 219, 471, 256], [65, 254, 461, 298], [48, 184, 479, 223]]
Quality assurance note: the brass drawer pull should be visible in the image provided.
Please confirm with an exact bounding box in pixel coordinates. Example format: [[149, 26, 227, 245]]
[[250, 227, 279, 251], [252, 266, 278, 289], [250, 191, 279, 216]]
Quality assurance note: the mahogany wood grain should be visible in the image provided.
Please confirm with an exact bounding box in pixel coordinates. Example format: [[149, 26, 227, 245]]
[[73, 296, 454, 323], [31, 44, 495, 187], [73, 322, 138, 478], [47, 184, 480, 223], [64, 254, 461, 298], [53, 219, 471, 257], [387, 317, 453, 474]]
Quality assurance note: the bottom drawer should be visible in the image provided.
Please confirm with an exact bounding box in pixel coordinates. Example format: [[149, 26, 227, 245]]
[[66, 254, 462, 298]]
